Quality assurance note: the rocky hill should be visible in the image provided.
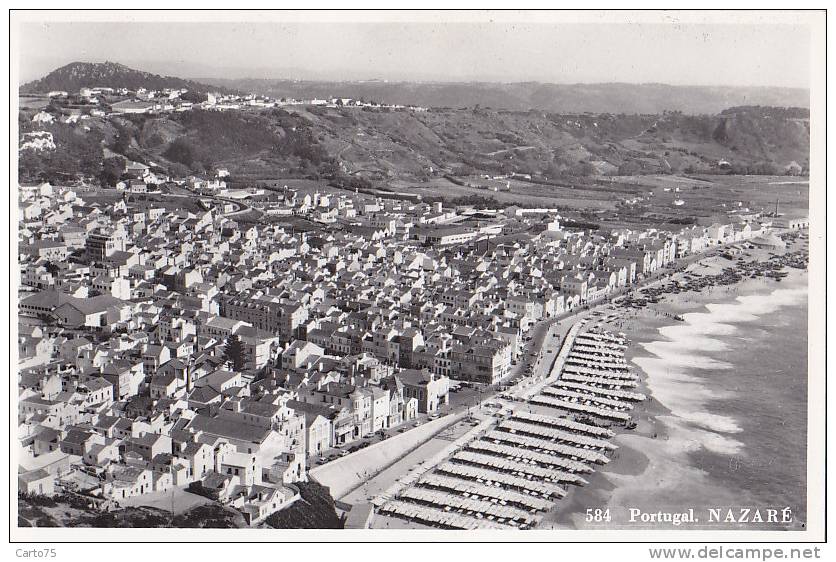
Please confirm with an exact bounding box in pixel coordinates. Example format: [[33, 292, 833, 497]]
[[20, 61, 232, 95]]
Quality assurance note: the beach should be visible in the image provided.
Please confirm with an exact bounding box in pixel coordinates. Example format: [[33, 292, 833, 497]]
[[542, 239, 809, 531]]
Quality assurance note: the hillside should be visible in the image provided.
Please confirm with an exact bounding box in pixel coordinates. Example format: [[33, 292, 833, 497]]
[[18, 105, 334, 183], [210, 79, 809, 115], [20, 61, 232, 95], [18, 98, 809, 185], [19, 493, 245, 528], [264, 481, 344, 529], [291, 104, 809, 180]]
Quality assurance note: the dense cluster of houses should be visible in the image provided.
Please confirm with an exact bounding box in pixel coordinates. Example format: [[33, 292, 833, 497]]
[[38, 84, 427, 119], [17, 164, 774, 523]]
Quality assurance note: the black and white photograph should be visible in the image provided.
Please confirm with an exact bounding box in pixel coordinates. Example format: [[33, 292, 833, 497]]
[[8, 8, 827, 550]]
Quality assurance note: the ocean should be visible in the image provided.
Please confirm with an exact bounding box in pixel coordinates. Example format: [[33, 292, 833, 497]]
[[628, 269, 809, 530]]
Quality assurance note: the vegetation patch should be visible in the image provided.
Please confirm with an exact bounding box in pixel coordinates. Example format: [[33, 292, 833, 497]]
[[265, 481, 344, 529]]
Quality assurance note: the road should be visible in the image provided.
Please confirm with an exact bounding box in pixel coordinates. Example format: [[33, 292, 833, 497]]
[[309, 413, 436, 467], [339, 417, 477, 505], [168, 184, 262, 219]]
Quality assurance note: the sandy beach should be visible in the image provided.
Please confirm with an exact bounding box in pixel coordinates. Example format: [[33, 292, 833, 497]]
[[541, 238, 809, 531]]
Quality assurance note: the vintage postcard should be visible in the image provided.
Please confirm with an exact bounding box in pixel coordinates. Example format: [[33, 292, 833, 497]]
[[8, 8, 827, 549]]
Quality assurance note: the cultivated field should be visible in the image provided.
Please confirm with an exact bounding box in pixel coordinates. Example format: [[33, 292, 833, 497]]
[[386, 176, 621, 210], [385, 174, 809, 224], [619, 174, 809, 219]]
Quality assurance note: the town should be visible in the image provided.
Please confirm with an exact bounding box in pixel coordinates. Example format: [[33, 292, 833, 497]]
[[17, 80, 810, 529], [28, 84, 427, 119]]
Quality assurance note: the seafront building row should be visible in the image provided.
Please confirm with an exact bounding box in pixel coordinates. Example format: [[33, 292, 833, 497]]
[[17, 173, 793, 524], [375, 326, 641, 530]]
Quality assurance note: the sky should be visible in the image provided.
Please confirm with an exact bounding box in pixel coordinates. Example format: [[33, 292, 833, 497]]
[[17, 18, 813, 88]]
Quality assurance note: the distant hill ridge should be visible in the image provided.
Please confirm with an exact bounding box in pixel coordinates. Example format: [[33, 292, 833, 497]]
[[211, 78, 809, 115], [20, 61, 234, 95], [22, 62, 808, 115]]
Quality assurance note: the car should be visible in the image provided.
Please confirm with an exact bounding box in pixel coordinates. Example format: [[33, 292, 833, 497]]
[[340, 450, 350, 457], [413, 421, 423, 427], [398, 427, 407, 433]]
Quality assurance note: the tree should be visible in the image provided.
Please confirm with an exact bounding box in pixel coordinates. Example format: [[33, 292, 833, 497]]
[[179, 90, 207, 104], [100, 155, 126, 187], [163, 138, 197, 167], [111, 121, 133, 155], [223, 334, 246, 371], [617, 160, 642, 176], [544, 162, 563, 179]]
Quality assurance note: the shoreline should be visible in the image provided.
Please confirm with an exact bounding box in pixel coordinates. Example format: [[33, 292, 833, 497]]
[[541, 238, 809, 530]]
